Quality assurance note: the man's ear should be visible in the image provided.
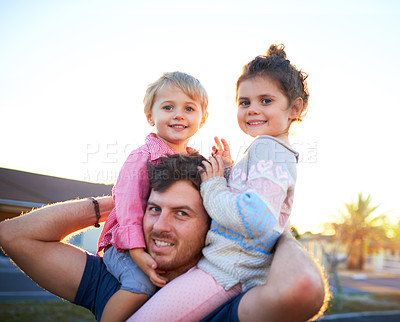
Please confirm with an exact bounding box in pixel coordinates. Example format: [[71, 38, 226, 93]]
[[199, 112, 209, 128], [289, 97, 303, 121], [146, 113, 155, 127]]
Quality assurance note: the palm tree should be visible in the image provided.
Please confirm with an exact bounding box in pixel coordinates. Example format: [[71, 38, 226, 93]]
[[330, 193, 389, 270], [390, 219, 400, 239]]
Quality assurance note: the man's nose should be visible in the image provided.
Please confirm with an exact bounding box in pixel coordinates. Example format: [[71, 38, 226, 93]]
[[152, 212, 172, 232]]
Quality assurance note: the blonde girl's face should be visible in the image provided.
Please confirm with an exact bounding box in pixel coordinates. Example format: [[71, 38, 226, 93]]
[[237, 76, 299, 143], [147, 84, 206, 153]]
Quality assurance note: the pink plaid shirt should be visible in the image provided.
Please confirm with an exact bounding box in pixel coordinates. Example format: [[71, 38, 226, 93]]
[[97, 133, 176, 255]]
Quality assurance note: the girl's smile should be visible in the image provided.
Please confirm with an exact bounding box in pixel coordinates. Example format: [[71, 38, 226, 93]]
[[236, 76, 299, 144]]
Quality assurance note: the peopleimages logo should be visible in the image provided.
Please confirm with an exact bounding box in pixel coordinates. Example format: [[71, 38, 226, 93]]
[[291, 140, 318, 163], [80, 141, 142, 183], [82, 141, 140, 164], [82, 168, 119, 183], [80, 138, 318, 183]]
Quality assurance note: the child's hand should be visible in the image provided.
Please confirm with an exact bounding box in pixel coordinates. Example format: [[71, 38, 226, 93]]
[[200, 155, 225, 182], [185, 146, 199, 154], [211, 137, 233, 167], [129, 248, 167, 287]]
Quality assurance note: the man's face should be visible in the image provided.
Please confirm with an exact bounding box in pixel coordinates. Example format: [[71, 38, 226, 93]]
[[143, 180, 209, 279]]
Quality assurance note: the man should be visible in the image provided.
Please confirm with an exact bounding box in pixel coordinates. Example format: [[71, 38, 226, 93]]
[[0, 154, 326, 321]]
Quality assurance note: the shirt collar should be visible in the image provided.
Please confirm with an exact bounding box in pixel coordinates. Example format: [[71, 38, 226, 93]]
[[145, 133, 177, 161]]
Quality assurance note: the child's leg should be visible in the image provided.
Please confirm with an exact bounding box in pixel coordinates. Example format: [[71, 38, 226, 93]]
[[129, 267, 242, 322], [102, 247, 157, 321], [101, 290, 148, 322]]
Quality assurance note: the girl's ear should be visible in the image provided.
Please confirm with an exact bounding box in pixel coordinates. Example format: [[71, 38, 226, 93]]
[[146, 113, 155, 126], [289, 97, 303, 121], [199, 112, 209, 128]]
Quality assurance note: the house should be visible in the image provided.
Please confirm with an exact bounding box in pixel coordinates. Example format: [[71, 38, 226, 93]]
[[0, 167, 112, 254], [299, 232, 400, 274]]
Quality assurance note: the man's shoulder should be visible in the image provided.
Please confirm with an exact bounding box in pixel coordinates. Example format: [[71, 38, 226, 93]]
[[73, 253, 121, 321]]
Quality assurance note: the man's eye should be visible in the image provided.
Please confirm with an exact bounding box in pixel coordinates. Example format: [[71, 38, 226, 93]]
[[261, 98, 272, 104], [149, 206, 161, 213], [177, 211, 188, 217], [163, 106, 173, 111]]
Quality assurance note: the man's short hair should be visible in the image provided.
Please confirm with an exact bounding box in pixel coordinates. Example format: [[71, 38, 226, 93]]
[[147, 153, 207, 192]]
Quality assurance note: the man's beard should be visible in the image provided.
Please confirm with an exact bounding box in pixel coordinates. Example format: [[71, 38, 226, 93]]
[[147, 231, 204, 274]]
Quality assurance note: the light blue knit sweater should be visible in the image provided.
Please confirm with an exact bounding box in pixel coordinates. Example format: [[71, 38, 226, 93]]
[[198, 135, 299, 291]]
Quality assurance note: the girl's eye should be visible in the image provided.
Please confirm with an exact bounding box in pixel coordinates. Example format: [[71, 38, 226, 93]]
[[261, 98, 272, 104], [239, 100, 250, 107], [163, 106, 173, 111], [185, 106, 194, 112]]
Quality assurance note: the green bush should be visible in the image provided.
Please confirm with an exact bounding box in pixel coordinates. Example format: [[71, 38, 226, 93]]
[[326, 293, 400, 315]]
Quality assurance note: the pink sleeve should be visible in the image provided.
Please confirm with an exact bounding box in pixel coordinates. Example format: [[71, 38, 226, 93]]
[[112, 151, 150, 250]]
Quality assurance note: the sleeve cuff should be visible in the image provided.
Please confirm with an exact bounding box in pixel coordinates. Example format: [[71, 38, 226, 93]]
[[113, 225, 146, 250]]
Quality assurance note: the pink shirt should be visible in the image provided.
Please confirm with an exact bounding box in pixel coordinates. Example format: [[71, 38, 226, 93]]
[[97, 133, 176, 254]]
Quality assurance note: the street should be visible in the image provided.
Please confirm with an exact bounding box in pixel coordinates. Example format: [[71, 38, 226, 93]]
[[1, 255, 400, 321], [319, 270, 400, 321], [3, 255, 400, 301], [0, 256, 59, 301], [331, 272, 400, 295]]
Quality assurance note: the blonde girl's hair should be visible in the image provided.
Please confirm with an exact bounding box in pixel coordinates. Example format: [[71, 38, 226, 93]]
[[143, 71, 209, 117]]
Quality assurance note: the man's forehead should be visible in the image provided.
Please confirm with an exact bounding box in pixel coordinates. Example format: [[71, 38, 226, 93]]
[[148, 181, 203, 209]]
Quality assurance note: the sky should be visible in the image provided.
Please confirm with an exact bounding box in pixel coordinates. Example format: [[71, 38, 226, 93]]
[[1, 0, 400, 234]]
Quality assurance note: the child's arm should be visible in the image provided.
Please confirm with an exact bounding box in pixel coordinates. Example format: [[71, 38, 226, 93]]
[[201, 139, 295, 253], [129, 248, 167, 287], [112, 151, 149, 250], [113, 151, 169, 285], [238, 225, 327, 321]]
